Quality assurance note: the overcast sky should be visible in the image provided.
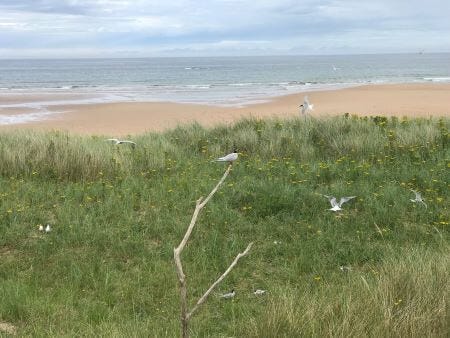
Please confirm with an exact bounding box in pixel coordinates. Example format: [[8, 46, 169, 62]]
[[1, 0, 449, 58]]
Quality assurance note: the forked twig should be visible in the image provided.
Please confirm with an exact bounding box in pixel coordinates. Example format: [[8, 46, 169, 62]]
[[188, 242, 253, 319], [173, 164, 252, 338]]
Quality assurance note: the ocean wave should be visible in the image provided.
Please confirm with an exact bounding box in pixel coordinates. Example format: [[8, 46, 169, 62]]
[[423, 77, 450, 82], [0, 75, 448, 110], [184, 66, 208, 70], [185, 84, 212, 89], [0, 111, 61, 125], [0, 81, 360, 109]]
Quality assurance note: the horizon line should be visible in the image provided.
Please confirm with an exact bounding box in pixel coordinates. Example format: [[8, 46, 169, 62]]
[[1, 51, 450, 61]]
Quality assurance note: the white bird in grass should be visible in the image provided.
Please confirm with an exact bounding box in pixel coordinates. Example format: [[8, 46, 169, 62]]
[[45, 224, 51, 233], [38, 225, 44, 232], [214, 148, 238, 164], [299, 96, 314, 115], [324, 195, 356, 212], [220, 289, 235, 299], [254, 289, 267, 295], [106, 138, 136, 148], [410, 190, 427, 208]]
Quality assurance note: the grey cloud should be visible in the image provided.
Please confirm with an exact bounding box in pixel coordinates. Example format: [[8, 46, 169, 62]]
[[0, 0, 91, 15], [0, 0, 449, 57]]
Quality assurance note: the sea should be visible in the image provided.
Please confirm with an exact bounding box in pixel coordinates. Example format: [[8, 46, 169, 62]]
[[1, 53, 449, 125]]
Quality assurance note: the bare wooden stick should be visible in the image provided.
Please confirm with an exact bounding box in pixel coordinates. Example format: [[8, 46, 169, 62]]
[[173, 248, 189, 338], [187, 242, 253, 320], [175, 165, 232, 254], [173, 164, 233, 338]]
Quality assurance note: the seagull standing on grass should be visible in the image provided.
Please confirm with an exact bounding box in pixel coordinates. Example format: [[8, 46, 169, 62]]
[[106, 138, 136, 149], [410, 190, 427, 208], [214, 148, 238, 164], [299, 96, 314, 115], [38, 225, 44, 232], [324, 195, 356, 212], [45, 224, 51, 233], [254, 289, 267, 295], [220, 289, 235, 299]]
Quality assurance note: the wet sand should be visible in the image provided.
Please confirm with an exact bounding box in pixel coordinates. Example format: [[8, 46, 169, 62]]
[[1, 83, 449, 135]]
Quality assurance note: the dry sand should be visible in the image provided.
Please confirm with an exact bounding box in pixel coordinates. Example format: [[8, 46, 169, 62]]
[[1, 83, 449, 135]]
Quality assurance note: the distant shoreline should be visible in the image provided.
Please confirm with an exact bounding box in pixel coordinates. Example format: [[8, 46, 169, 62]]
[[1, 83, 449, 135]]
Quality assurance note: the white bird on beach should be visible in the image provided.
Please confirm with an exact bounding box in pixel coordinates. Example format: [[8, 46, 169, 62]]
[[324, 195, 356, 212], [106, 138, 136, 148], [410, 190, 427, 208], [254, 289, 267, 295], [214, 148, 238, 164], [299, 96, 314, 115], [45, 224, 51, 233], [220, 289, 235, 299]]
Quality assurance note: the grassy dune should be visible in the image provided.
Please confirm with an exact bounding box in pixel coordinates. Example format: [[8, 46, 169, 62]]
[[0, 115, 449, 337]]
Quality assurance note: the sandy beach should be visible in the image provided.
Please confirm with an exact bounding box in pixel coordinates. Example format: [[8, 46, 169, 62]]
[[1, 83, 449, 135]]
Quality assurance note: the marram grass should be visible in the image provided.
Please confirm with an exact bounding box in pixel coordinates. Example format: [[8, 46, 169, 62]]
[[0, 115, 448, 337]]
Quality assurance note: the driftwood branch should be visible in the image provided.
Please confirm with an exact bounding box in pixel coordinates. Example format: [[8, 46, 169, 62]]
[[175, 165, 232, 255], [188, 242, 253, 319], [174, 164, 244, 338]]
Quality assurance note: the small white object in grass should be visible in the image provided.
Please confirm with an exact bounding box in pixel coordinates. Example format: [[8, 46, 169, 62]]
[[214, 148, 238, 164], [38, 225, 44, 232], [273, 240, 281, 245], [410, 190, 427, 208], [324, 195, 356, 212], [106, 138, 136, 148], [340, 265, 352, 272], [299, 96, 314, 115], [254, 289, 267, 295], [45, 224, 51, 233], [220, 289, 235, 299]]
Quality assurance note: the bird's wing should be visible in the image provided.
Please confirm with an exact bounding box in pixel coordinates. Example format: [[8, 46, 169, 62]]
[[216, 152, 236, 162], [106, 138, 118, 142], [121, 140, 136, 145], [326, 196, 337, 207], [221, 292, 234, 298], [339, 196, 356, 206], [304, 96, 310, 105], [215, 155, 227, 161], [324, 195, 337, 206], [309, 104, 314, 110]]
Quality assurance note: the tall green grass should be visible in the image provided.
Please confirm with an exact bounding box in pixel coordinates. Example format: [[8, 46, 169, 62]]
[[0, 115, 448, 336]]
